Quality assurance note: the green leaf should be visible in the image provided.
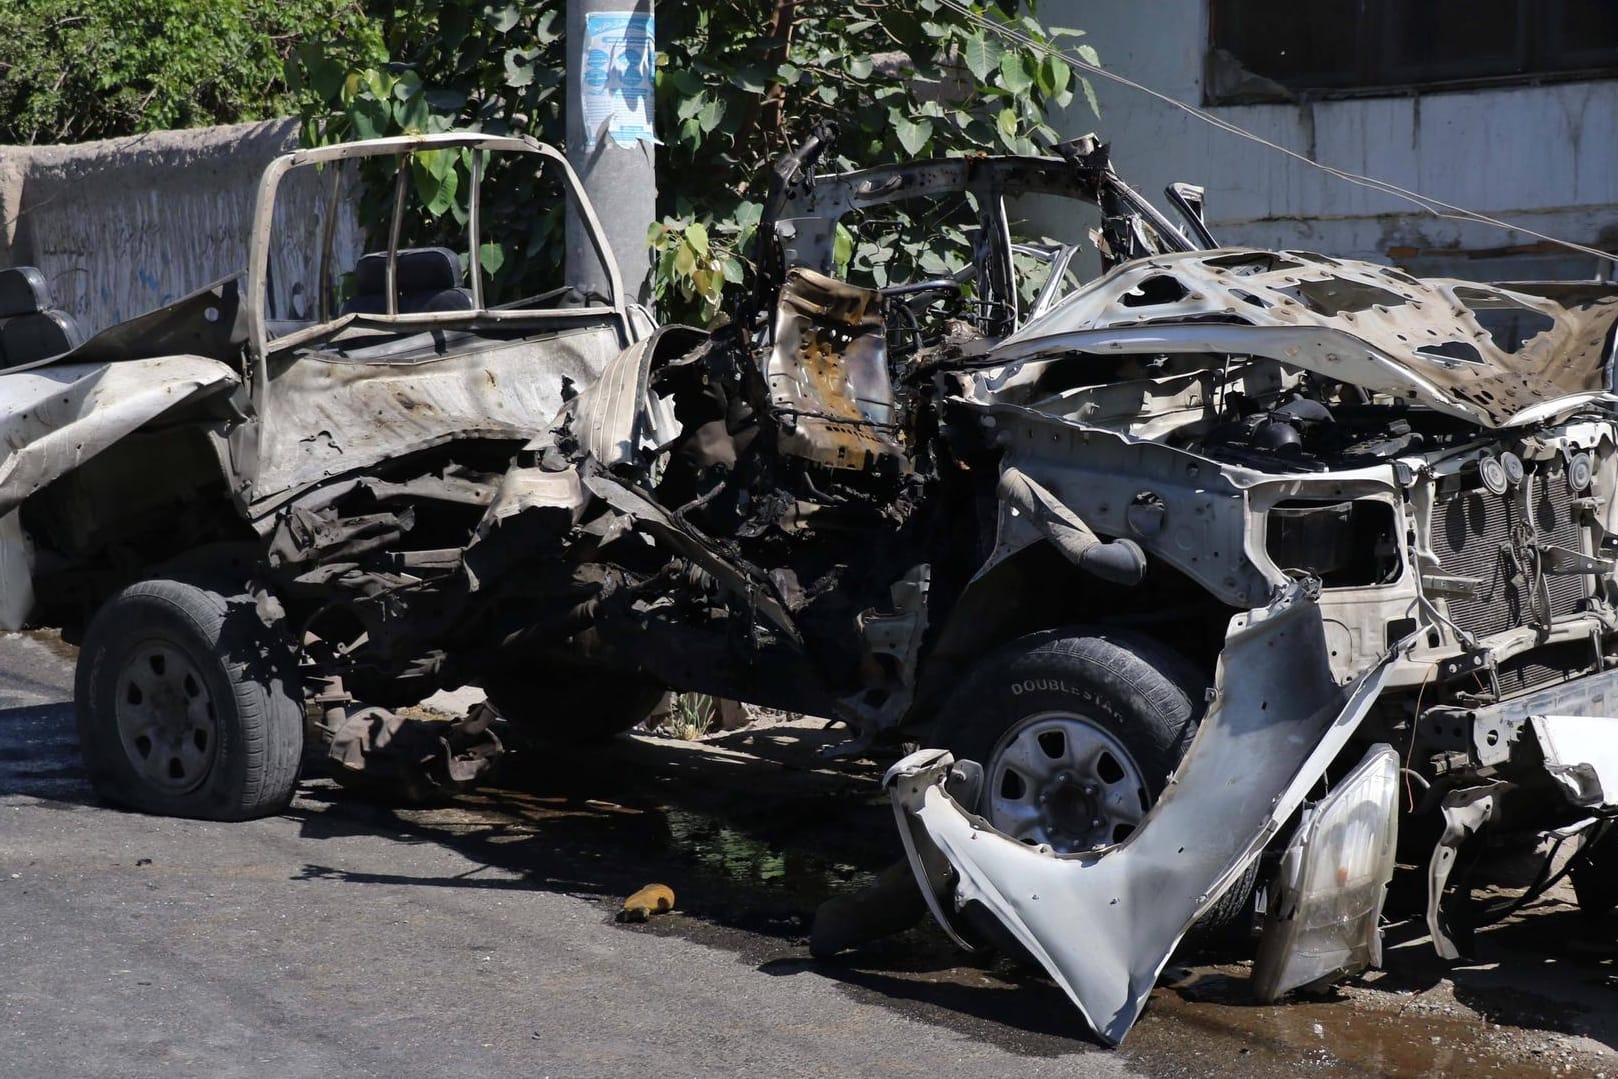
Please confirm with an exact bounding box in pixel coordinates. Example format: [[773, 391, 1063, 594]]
[[685, 221, 710, 258], [894, 115, 932, 156], [425, 88, 467, 112], [416, 147, 455, 181], [996, 107, 1017, 141], [349, 94, 392, 140], [832, 223, 854, 274], [533, 7, 561, 43], [673, 241, 697, 276], [395, 92, 429, 133], [1043, 55, 1070, 98], [999, 52, 1032, 94], [697, 96, 725, 134], [413, 157, 459, 217], [1076, 43, 1101, 68], [1080, 75, 1100, 117], [729, 64, 769, 93], [483, 3, 522, 34], [391, 69, 423, 101], [479, 241, 506, 278], [961, 34, 1001, 81], [848, 55, 873, 80], [302, 48, 344, 103], [503, 48, 536, 88], [677, 92, 706, 122]]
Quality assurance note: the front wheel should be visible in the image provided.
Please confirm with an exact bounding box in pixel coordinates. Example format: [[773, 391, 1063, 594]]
[[75, 578, 304, 820], [933, 629, 1256, 933]]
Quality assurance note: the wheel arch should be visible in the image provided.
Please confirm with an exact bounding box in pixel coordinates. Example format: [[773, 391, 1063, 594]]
[[908, 539, 1233, 734]]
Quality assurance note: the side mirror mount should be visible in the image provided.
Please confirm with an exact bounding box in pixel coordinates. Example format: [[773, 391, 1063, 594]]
[[1165, 182, 1216, 248]]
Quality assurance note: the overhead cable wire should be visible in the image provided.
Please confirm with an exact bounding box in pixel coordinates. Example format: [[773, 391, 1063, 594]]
[[935, 0, 1618, 267]]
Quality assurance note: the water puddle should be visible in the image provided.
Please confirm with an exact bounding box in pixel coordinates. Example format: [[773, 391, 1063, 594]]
[[661, 806, 874, 907]]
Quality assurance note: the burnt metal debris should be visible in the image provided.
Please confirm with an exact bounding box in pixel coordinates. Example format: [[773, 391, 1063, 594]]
[[6, 127, 1618, 1044]]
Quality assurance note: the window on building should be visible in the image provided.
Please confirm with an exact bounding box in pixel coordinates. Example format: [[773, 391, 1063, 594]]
[[1207, 0, 1618, 104]]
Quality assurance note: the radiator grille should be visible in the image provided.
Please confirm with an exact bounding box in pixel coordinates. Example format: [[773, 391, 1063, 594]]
[[1433, 467, 1588, 639], [1495, 641, 1597, 698]]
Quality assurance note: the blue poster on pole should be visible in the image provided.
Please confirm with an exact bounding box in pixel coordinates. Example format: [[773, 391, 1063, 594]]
[[581, 11, 657, 150]]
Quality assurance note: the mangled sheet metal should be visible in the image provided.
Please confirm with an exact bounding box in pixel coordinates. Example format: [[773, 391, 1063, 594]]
[[764, 268, 906, 473], [245, 323, 622, 514], [991, 249, 1618, 428], [886, 584, 1396, 1045], [0, 356, 239, 522]]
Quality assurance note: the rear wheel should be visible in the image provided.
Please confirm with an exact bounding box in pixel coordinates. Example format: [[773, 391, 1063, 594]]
[[934, 629, 1256, 932], [75, 578, 303, 820]]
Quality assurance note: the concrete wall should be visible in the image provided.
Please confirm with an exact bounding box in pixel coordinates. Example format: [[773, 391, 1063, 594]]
[[0, 119, 361, 337], [1039, 1, 1618, 281]]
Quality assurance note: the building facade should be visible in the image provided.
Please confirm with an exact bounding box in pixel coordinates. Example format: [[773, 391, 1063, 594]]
[[1043, 0, 1618, 281]]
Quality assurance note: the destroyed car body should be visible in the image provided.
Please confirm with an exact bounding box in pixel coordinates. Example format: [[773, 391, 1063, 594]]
[[0, 132, 649, 817], [487, 130, 1618, 1042], [19, 122, 1618, 1044]]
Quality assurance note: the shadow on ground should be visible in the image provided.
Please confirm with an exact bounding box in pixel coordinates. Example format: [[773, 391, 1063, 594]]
[[9, 696, 1618, 1075]]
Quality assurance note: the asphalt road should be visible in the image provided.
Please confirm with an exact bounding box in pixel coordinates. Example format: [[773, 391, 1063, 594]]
[[2, 630, 1615, 1078]]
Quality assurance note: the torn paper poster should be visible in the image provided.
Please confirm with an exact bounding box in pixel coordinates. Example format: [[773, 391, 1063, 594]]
[[582, 11, 657, 150]]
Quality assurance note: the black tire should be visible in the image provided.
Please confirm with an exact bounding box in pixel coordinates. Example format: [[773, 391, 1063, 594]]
[[933, 628, 1257, 934], [75, 578, 304, 821], [480, 665, 665, 744], [1572, 823, 1618, 917]]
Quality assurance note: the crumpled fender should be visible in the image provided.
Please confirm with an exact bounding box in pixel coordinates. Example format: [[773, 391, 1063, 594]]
[[886, 582, 1396, 1045], [0, 355, 239, 518], [0, 355, 240, 629]]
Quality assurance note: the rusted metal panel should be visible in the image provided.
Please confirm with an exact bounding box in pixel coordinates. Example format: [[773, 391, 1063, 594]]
[[996, 248, 1618, 428], [246, 324, 622, 514]]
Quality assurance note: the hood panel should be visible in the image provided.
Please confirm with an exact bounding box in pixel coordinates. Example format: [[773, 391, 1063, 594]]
[[999, 248, 1618, 428]]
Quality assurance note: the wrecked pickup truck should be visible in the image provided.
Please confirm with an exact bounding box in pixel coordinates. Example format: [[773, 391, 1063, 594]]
[[498, 130, 1618, 1042], [0, 132, 651, 817], [15, 122, 1618, 1043]]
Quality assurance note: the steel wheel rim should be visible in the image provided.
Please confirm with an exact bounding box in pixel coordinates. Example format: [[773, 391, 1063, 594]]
[[986, 710, 1150, 853], [113, 641, 219, 794]]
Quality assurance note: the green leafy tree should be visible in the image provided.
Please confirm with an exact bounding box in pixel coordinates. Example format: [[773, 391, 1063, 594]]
[[289, 1, 1093, 321], [286, 2, 566, 298], [287, 1, 566, 300], [0, 0, 378, 145], [650, 2, 1092, 322]]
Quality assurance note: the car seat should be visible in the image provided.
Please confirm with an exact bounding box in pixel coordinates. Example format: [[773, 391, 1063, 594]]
[[340, 247, 474, 316], [0, 267, 86, 368]]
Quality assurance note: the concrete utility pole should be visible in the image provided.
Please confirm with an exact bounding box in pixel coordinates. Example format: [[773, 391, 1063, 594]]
[[565, 0, 657, 307]]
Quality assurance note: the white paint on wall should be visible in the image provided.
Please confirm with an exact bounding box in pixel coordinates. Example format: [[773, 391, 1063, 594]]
[[1038, 1, 1618, 280]]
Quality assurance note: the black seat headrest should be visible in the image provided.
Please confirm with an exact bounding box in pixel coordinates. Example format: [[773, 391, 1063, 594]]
[[0, 267, 52, 319], [352, 247, 462, 297], [341, 289, 475, 316], [1, 310, 85, 367]]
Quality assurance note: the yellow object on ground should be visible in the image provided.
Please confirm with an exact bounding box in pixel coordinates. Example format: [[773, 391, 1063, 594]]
[[618, 883, 676, 922]]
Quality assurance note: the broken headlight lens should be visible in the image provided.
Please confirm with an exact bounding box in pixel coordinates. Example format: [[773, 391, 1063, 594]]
[[1251, 743, 1399, 1002]]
